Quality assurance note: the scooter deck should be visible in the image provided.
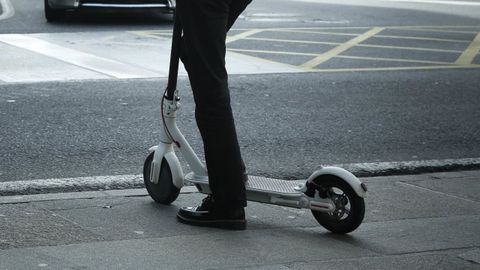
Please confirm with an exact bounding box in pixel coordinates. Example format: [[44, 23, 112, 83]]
[[186, 173, 304, 196], [246, 175, 303, 195]]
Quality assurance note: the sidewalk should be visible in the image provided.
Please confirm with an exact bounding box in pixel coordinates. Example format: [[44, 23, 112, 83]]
[[0, 171, 479, 270]]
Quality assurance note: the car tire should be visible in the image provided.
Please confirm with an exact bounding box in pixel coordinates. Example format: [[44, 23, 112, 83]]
[[44, 0, 65, 22]]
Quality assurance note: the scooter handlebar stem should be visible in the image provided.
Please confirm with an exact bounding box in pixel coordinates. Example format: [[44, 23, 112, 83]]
[[162, 94, 180, 118]]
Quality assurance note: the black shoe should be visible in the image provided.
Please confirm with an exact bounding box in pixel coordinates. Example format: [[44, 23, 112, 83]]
[[177, 196, 246, 230]]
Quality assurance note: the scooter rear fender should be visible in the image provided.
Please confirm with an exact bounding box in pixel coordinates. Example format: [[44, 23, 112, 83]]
[[307, 167, 367, 198]]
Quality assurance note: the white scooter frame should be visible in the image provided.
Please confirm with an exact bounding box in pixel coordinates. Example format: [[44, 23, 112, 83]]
[[144, 15, 367, 234]]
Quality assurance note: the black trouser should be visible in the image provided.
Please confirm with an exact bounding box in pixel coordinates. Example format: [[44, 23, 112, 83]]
[[177, 0, 251, 208]]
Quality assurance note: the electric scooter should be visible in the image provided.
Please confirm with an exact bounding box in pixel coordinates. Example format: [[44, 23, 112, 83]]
[[144, 16, 367, 234]]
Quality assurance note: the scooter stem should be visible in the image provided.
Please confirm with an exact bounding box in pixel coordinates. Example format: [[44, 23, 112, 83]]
[[161, 97, 207, 177], [150, 13, 207, 185], [165, 12, 182, 101]]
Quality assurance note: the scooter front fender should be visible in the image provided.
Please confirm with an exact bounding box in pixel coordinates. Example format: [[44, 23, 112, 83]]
[[149, 145, 184, 189], [307, 167, 367, 198]]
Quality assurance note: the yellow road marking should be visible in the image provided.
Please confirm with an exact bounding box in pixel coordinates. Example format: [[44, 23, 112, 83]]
[[128, 30, 170, 40], [391, 28, 478, 34], [236, 25, 480, 32], [127, 26, 480, 72], [375, 34, 471, 43], [300, 27, 385, 69], [130, 28, 264, 43], [243, 37, 465, 53], [228, 48, 318, 57], [226, 29, 264, 44], [336, 55, 454, 65], [103, 41, 158, 47], [234, 27, 371, 31], [455, 32, 480, 65], [271, 29, 360, 37], [146, 32, 172, 36], [269, 29, 471, 43], [229, 48, 455, 65], [244, 36, 338, 46], [388, 25, 480, 30], [311, 65, 480, 73], [374, 25, 480, 30], [227, 51, 306, 71], [356, 43, 463, 53]]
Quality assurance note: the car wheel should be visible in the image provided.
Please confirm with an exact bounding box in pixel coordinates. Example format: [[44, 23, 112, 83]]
[[44, 0, 65, 22]]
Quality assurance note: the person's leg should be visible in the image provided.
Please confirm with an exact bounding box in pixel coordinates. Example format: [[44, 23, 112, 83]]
[[227, 0, 252, 30], [176, 0, 250, 228], [180, 0, 252, 71]]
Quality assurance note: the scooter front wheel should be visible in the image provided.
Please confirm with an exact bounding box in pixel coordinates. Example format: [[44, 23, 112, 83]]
[[143, 152, 180, 204], [311, 175, 365, 234]]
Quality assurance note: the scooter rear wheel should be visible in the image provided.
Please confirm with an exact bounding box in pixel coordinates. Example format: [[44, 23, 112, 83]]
[[311, 175, 365, 234], [143, 152, 180, 204]]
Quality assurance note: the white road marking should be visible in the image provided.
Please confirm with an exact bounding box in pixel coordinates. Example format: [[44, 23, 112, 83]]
[[0, 31, 303, 83], [0, 34, 159, 79], [0, 0, 14, 20]]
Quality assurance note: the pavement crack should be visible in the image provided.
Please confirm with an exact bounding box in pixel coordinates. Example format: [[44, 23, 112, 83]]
[[361, 214, 480, 225], [397, 181, 479, 203]]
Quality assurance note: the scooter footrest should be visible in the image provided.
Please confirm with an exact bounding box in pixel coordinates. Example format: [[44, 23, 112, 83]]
[[246, 176, 303, 194]]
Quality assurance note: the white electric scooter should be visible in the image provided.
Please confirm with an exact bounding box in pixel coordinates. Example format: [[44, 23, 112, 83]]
[[144, 16, 367, 234]]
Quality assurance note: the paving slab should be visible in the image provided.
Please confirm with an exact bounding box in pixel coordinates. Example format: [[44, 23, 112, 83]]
[[404, 176, 480, 202], [0, 228, 376, 270], [31, 193, 319, 241], [459, 248, 480, 265], [238, 250, 480, 270], [0, 203, 103, 249], [362, 177, 480, 222], [0, 248, 76, 270], [0, 171, 478, 269], [346, 215, 480, 254]]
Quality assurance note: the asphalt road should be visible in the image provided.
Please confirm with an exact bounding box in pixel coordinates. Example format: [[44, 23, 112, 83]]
[[2, 0, 480, 34], [1, 70, 480, 181], [1, 0, 480, 183]]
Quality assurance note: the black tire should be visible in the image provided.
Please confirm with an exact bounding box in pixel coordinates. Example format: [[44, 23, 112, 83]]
[[311, 175, 365, 234], [143, 152, 180, 204], [44, 0, 65, 22]]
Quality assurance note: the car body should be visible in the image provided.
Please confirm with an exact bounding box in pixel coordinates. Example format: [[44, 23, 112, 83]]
[[45, 0, 176, 21]]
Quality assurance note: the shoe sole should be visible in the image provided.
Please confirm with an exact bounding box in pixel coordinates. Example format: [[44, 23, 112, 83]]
[[177, 213, 246, 230]]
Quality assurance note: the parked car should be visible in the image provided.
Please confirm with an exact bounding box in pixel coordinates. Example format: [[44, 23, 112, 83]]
[[44, 0, 176, 21]]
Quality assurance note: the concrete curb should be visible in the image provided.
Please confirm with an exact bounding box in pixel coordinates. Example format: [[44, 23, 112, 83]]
[[0, 174, 144, 196], [336, 157, 480, 177], [1, 158, 479, 196], [0, 186, 199, 204]]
